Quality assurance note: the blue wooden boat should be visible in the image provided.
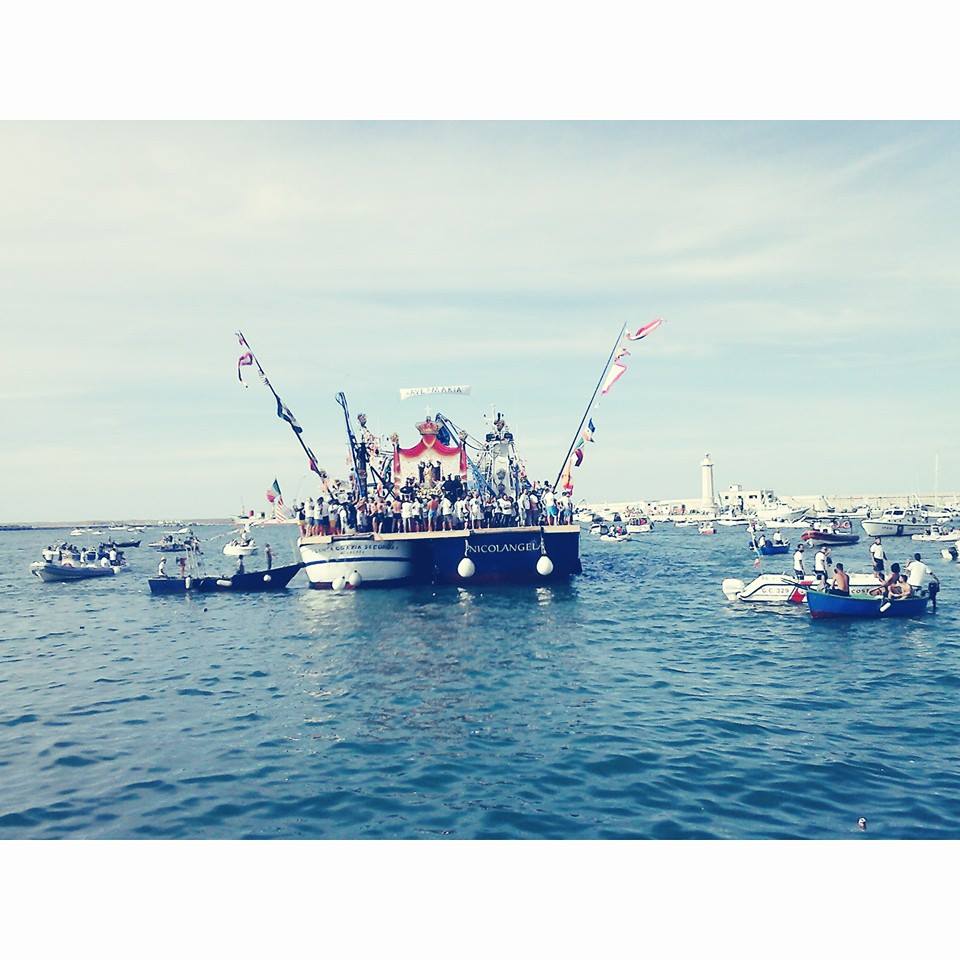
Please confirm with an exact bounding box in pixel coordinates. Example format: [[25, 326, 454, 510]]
[[148, 562, 302, 595], [751, 540, 790, 555], [806, 589, 929, 619]]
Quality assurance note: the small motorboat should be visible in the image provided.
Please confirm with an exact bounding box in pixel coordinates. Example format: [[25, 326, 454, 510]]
[[724, 572, 883, 604], [806, 589, 929, 619], [912, 526, 960, 543], [111, 539, 141, 548], [699, 523, 717, 535], [149, 537, 189, 552], [717, 517, 750, 527], [801, 530, 860, 547], [723, 573, 807, 603], [31, 561, 121, 582], [223, 537, 258, 557], [148, 562, 302, 594], [625, 518, 654, 533]]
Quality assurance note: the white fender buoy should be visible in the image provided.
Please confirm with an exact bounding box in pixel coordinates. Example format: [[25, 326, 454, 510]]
[[458, 557, 476, 579], [536, 555, 554, 576], [331, 576, 347, 592], [184, 576, 192, 590], [263, 574, 272, 583], [216, 579, 233, 587], [347, 571, 362, 589]]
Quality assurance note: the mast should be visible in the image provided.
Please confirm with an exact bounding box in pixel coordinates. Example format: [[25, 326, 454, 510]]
[[552, 324, 626, 492], [336, 392, 368, 500]]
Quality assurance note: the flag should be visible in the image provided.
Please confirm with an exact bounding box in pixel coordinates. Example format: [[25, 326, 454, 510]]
[[581, 417, 596, 444], [560, 455, 575, 492], [574, 448, 584, 467], [600, 348, 630, 396], [265, 490, 276, 503], [237, 351, 253, 385], [272, 479, 283, 501], [626, 317, 664, 341], [276, 397, 303, 434]]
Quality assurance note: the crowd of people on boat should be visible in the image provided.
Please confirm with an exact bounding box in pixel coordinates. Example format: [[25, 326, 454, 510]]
[[788, 537, 940, 605], [41, 541, 126, 568], [292, 475, 575, 537]]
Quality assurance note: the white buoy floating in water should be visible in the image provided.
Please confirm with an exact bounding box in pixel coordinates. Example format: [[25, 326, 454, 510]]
[[347, 570, 362, 589], [331, 576, 347, 592], [458, 557, 476, 579], [536, 555, 554, 576]]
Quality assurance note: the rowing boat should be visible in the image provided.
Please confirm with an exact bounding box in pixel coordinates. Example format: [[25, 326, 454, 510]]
[[806, 589, 929, 619]]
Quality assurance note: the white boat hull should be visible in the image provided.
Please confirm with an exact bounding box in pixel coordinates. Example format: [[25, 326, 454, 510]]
[[223, 544, 258, 557], [299, 536, 416, 587], [625, 523, 654, 533], [861, 519, 928, 537]]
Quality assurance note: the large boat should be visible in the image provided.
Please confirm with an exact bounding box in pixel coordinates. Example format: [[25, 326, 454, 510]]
[[806, 589, 929, 619], [298, 406, 582, 588], [861, 508, 929, 538]]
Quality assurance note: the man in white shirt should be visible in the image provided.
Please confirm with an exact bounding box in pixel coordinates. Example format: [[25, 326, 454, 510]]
[[773, 529, 784, 545], [814, 547, 829, 585], [440, 495, 453, 530], [906, 552, 938, 592], [869, 538, 886, 574], [792, 544, 805, 579]]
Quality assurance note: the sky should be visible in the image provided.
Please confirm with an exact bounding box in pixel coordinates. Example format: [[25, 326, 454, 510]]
[[1, 121, 958, 521]]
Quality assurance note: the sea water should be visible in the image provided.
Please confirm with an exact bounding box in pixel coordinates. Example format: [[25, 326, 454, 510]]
[[1, 524, 959, 839]]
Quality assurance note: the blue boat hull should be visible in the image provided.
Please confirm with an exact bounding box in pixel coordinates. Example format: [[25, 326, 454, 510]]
[[807, 589, 929, 619], [426, 526, 582, 584], [753, 542, 790, 555]]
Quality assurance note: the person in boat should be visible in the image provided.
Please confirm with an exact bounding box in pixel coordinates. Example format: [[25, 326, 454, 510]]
[[177, 556, 187, 577], [813, 546, 829, 586], [236, 555, 245, 575], [157, 556, 168, 577], [906, 552, 938, 600], [773, 529, 784, 545], [878, 562, 902, 597], [889, 575, 913, 600], [869, 537, 886, 575], [757, 533, 768, 549], [265, 544, 273, 570], [829, 562, 851, 596]]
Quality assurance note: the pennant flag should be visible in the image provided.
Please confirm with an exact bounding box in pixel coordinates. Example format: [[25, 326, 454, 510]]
[[560, 455, 575, 492], [272, 479, 283, 501], [574, 448, 584, 467], [581, 417, 596, 444], [600, 347, 630, 396], [276, 397, 303, 434], [626, 317, 664, 341], [237, 351, 253, 385]]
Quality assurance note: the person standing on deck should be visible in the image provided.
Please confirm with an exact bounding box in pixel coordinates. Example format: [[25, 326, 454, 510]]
[[870, 537, 886, 575], [814, 545, 830, 584], [157, 556, 167, 577], [793, 543, 805, 580], [265, 544, 273, 570]]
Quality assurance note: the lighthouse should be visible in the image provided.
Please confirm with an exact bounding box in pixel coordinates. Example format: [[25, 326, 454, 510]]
[[700, 454, 715, 511]]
